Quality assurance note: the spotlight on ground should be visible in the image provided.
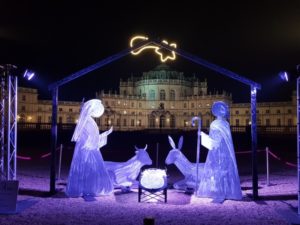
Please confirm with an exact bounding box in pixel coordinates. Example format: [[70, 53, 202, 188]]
[[23, 69, 35, 81], [279, 71, 289, 82]]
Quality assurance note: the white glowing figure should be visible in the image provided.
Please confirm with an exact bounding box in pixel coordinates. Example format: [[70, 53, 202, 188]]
[[105, 145, 152, 190], [130, 35, 177, 62], [196, 101, 242, 201], [165, 136, 204, 190], [66, 99, 113, 197], [140, 169, 167, 190]]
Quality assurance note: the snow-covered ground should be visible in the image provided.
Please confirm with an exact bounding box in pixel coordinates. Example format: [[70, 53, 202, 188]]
[[0, 160, 299, 225]]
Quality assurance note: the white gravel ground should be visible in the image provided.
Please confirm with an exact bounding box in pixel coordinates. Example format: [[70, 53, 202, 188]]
[[0, 162, 299, 225]]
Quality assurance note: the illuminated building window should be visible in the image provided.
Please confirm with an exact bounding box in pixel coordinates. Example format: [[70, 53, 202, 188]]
[[67, 116, 74, 123], [170, 90, 175, 100], [123, 119, 127, 126], [131, 119, 135, 126], [170, 115, 176, 128], [105, 118, 109, 126], [160, 90, 166, 100], [206, 119, 210, 127], [137, 120, 142, 126], [183, 103, 187, 108], [160, 115, 165, 128], [149, 115, 155, 128], [277, 118, 281, 126], [139, 102, 142, 108], [257, 119, 261, 125], [246, 119, 250, 125], [184, 120, 188, 127], [48, 116, 52, 123], [149, 90, 155, 100]]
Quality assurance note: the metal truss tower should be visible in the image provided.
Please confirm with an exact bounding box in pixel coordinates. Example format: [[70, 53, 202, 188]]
[[0, 64, 18, 180]]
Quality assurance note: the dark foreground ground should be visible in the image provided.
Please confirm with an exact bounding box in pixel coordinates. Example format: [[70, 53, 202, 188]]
[[1, 130, 298, 225]]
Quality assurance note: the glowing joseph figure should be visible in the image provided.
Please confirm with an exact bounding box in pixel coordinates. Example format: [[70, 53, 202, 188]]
[[196, 101, 242, 202], [66, 99, 113, 197]]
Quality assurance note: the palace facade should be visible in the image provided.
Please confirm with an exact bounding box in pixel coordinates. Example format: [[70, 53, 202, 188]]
[[18, 64, 296, 132]]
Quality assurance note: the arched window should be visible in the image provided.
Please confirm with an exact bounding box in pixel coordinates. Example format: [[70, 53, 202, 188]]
[[170, 115, 176, 128], [149, 90, 155, 100], [160, 90, 166, 100], [149, 115, 155, 128], [160, 115, 165, 128], [170, 90, 175, 100]]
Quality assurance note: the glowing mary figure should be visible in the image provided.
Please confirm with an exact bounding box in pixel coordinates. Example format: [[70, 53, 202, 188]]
[[196, 101, 242, 202], [66, 99, 113, 197]]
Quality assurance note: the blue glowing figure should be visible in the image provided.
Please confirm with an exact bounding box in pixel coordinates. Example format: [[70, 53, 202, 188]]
[[66, 99, 113, 197], [105, 145, 152, 191], [165, 136, 204, 190], [196, 101, 242, 202]]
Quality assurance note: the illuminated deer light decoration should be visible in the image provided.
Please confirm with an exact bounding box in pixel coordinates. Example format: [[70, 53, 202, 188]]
[[165, 136, 204, 190]]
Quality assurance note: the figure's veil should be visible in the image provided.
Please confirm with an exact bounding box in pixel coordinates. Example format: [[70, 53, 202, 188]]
[[71, 99, 104, 142]]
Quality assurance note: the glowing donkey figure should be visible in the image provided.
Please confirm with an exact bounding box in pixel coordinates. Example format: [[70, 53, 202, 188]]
[[165, 136, 204, 191], [105, 145, 152, 191]]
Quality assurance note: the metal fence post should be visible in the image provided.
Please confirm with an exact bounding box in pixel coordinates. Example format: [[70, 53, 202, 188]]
[[58, 144, 63, 181], [266, 147, 270, 186]]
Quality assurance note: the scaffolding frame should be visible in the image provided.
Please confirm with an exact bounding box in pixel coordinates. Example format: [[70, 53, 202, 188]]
[[0, 65, 18, 181]]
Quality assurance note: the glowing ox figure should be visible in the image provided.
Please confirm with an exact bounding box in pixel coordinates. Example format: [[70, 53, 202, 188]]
[[105, 145, 152, 190], [165, 136, 204, 191]]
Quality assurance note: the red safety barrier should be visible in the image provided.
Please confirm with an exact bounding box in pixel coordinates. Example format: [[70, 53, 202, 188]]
[[17, 155, 32, 160], [236, 147, 296, 168]]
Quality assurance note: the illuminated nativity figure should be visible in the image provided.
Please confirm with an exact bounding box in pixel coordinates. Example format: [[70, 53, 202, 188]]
[[196, 101, 242, 202], [66, 99, 114, 197]]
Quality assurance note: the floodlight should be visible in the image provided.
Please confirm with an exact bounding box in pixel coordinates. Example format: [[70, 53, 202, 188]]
[[23, 69, 35, 81], [279, 71, 289, 82]]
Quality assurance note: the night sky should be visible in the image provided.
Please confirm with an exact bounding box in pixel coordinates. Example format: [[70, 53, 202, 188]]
[[1, 0, 300, 103]]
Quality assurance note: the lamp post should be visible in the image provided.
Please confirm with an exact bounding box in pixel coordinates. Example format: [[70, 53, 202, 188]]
[[191, 116, 201, 192], [297, 75, 300, 215]]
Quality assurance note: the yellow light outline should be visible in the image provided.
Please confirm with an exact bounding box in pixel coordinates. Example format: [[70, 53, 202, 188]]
[[130, 35, 177, 62]]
